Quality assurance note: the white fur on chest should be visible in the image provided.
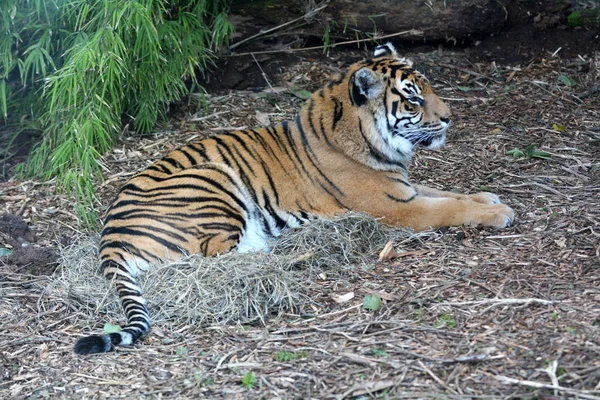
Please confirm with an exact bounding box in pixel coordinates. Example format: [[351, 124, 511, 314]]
[[237, 213, 270, 253]]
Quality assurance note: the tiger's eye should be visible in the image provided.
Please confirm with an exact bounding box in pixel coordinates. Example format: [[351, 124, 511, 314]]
[[409, 96, 424, 105]]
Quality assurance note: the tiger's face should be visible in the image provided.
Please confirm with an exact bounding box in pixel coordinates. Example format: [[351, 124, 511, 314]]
[[350, 43, 451, 163]]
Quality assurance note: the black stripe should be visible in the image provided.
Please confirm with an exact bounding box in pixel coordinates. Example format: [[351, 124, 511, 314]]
[[188, 142, 209, 159], [262, 189, 287, 230], [103, 224, 187, 243], [295, 114, 345, 197], [332, 98, 344, 131], [385, 192, 416, 203], [179, 148, 198, 166], [162, 157, 183, 170], [358, 121, 407, 169], [386, 176, 411, 187]]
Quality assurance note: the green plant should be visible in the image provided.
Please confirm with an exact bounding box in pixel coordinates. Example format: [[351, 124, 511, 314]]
[[363, 294, 382, 311], [103, 323, 121, 334], [176, 345, 189, 356], [414, 308, 424, 322], [557, 74, 577, 87], [241, 370, 257, 389], [435, 314, 457, 329], [274, 350, 308, 362], [507, 144, 552, 160], [2, 0, 233, 228], [372, 348, 390, 358], [322, 22, 332, 54], [567, 11, 585, 26]]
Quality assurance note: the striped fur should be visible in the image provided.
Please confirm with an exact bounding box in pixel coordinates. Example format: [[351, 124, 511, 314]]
[[74, 43, 514, 355]]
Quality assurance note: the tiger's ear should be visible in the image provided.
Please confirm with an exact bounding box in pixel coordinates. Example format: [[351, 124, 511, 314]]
[[374, 42, 398, 58], [352, 67, 383, 105]]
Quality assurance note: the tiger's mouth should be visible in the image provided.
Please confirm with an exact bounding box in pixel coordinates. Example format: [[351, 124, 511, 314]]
[[394, 128, 447, 149], [421, 132, 446, 149]]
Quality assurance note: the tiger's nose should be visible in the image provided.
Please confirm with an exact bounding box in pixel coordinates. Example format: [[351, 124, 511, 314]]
[[440, 117, 451, 124]]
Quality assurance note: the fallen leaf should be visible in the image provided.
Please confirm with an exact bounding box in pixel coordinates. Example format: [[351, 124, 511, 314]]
[[363, 294, 382, 311], [104, 323, 122, 334], [290, 87, 313, 99], [378, 240, 398, 261], [332, 292, 355, 303], [39, 343, 49, 360], [255, 111, 270, 126]]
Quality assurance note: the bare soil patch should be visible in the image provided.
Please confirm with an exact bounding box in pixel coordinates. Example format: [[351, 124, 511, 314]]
[[1, 37, 599, 400]]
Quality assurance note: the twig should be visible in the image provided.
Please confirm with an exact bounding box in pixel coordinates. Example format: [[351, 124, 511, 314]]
[[227, 29, 424, 57], [529, 181, 572, 200], [544, 359, 560, 397], [493, 375, 600, 400], [484, 234, 524, 240], [188, 111, 228, 122], [338, 380, 394, 400], [228, 1, 330, 51], [525, 81, 580, 105], [437, 298, 557, 307], [417, 360, 459, 395], [438, 63, 501, 83], [251, 54, 278, 101]]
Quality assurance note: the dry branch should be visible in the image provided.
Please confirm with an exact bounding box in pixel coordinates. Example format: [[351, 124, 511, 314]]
[[494, 375, 600, 400]]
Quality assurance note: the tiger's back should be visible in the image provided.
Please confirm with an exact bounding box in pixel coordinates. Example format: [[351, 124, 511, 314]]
[[75, 43, 514, 354]]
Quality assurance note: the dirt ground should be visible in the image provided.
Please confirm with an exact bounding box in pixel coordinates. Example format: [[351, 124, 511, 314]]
[[1, 17, 600, 400]]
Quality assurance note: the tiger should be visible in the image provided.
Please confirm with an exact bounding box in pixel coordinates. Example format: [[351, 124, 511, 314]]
[[74, 43, 514, 355]]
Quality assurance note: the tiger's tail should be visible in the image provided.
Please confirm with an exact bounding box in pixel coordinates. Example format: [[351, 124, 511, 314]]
[[74, 261, 151, 355]]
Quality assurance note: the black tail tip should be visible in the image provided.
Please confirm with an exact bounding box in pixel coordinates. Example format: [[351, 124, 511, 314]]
[[74, 334, 112, 355]]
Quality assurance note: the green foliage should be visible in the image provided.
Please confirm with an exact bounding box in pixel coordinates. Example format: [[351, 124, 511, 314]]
[[568, 11, 585, 26], [176, 345, 189, 356], [567, 9, 600, 26], [435, 314, 457, 329], [414, 308, 424, 322], [363, 294, 382, 311], [507, 148, 526, 159], [372, 348, 390, 358], [290, 87, 313, 100], [322, 22, 331, 54], [507, 144, 552, 160], [103, 322, 121, 334], [557, 74, 577, 87], [241, 370, 257, 389], [1, 0, 233, 228], [274, 350, 308, 362]]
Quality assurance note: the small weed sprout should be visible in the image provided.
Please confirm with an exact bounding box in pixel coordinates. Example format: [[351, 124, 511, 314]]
[[242, 371, 257, 389]]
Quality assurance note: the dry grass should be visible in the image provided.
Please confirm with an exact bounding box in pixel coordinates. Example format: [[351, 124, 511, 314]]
[[47, 213, 430, 326], [0, 48, 599, 399]]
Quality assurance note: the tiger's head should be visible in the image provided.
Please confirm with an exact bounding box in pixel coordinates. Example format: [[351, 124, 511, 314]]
[[345, 43, 451, 170]]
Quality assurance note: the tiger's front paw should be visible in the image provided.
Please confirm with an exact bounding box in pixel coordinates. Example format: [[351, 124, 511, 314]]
[[471, 203, 515, 228], [467, 192, 502, 205]]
